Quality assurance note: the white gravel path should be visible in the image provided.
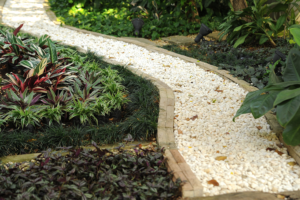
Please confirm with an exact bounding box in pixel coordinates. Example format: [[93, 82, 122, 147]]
[[2, 0, 300, 196]]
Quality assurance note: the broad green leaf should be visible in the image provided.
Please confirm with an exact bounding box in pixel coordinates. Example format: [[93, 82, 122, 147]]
[[233, 25, 244, 32], [290, 26, 300, 47], [283, 48, 300, 81], [277, 95, 300, 127], [274, 88, 300, 106], [265, 81, 300, 90], [276, 15, 286, 31], [250, 91, 279, 119], [282, 104, 300, 146], [233, 89, 268, 121], [47, 38, 57, 64], [259, 35, 269, 45], [233, 34, 249, 48]]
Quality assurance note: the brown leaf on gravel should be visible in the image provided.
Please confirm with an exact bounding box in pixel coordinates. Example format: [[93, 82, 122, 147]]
[[225, 132, 230, 135], [185, 118, 190, 121], [207, 102, 211, 104], [190, 115, 198, 121], [216, 151, 220, 153], [174, 90, 183, 93], [207, 179, 219, 186], [175, 83, 182, 87], [275, 150, 284, 156], [215, 90, 223, 93], [215, 156, 227, 161], [178, 129, 183, 134], [164, 65, 171, 67], [223, 97, 227, 99], [266, 147, 276, 151], [256, 126, 263, 130]]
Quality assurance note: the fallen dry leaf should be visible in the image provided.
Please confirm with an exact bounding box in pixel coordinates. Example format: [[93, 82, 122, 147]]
[[288, 162, 297, 166], [216, 151, 220, 153], [215, 90, 223, 93], [190, 136, 196, 139], [185, 118, 190, 121], [256, 126, 262, 130], [223, 97, 227, 99], [109, 56, 115, 59], [138, 144, 143, 148], [174, 90, 183, 93], [175, 83, 182, 87], [207, 102, 211, 104], [178, 129, 183, 134], [164, 65, 171, 67], [215, 156, 227, 161], [225, 132, 230, 135], [190, 115, 198, 121], [276, 194, 286, 199], [266, 147, 276, 151], [207, 179, 219, 186], [275, 150, 284, 156]]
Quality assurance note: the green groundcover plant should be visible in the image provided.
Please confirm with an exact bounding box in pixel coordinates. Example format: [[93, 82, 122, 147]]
[[0, 25, 159, 157], [233, 25, 300, 146], [48, 0, 230, 40], [0, 141, 182, 199], [163, 38, 293, 89]]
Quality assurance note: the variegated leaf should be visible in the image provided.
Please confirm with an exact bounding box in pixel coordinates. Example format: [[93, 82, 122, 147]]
[[47, 38, 57, 64], [38, 34, 49, 47], [20, 60, 35, 69], [0, 58, 9, 64]]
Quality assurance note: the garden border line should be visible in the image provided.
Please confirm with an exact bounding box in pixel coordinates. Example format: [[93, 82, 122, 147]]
[[0, 0, 204, 198], [42, 0, 300, 166]]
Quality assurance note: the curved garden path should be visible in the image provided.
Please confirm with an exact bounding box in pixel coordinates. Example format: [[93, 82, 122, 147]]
[[2, 0, 300, 196]]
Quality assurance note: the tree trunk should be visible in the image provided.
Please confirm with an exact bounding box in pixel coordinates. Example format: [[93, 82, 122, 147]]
[[230, 0, 248, 11]]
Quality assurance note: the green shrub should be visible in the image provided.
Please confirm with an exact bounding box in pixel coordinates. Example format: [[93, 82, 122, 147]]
[[234, 26, 300, 146], [48, 0, 230, 40], [0, 141, 182, 199], [218, 0, 296, 47]]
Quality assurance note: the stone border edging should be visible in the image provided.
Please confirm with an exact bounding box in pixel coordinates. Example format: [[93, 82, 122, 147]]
[[43, 2, 300, 166]]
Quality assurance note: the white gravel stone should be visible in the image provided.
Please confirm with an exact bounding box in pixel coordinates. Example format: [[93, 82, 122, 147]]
[[2, 0, 300, 196]]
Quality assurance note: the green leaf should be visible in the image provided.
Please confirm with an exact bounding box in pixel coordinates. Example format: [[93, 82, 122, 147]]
[[268, 60, 282, 85], [275, 15, 286, 31], [259, 35, 269, 45], [283, 48, 300, 81], [289, 26, 300, 47], [233, 89, 269, 121], [47, 38, 57, 64], [38, 34, 49, 47], [265, 81, 300, 90], [20, 60, 34, 69], [250, 91, 279, 119], [274, 88, 300, 106], [33, 58, 47, 76], [277, 95, 300, 127], [233, 34, 249, 48], [282, 103, 300, 146]]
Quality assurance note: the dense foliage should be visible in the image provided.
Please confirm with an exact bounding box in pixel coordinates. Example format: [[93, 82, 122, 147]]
[[234, 25, 300, 146], [48, 0, 230, 40], [218, 0, 299, 47], [0, 25, 159, 157], [0, 141, 182, 199], [163, 38, 293, 89]]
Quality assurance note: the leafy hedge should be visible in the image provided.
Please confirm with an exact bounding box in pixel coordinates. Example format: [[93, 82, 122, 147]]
[[0, 142, 182, 199], [163, 38, 293, 89], [48, 0, 230, 40], [0, 25, 159, 157]]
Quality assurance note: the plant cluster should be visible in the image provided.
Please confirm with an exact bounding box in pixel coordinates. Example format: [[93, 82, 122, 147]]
[[163, 38, 293, 89], [234, 25, 300, 146], [0, 141, 182, 199], [48, 0, 230, 40], [0, 25, 128, 130], [0, 25, 159, 157], [218, 0, 300, 47]]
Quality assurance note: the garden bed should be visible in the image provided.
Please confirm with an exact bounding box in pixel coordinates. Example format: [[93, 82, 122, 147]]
[[0, 24, 159, 157]]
